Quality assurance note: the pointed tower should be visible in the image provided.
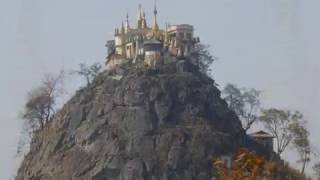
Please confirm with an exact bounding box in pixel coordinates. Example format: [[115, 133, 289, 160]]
[[152, 2, 159, 32], [141, 11, 147, 28], [139, 4, 143, 20], [114, 28, 119, 36], [120, 22, 125, 34], [137, 4, 143, 29], [125, 12, 130, 33]]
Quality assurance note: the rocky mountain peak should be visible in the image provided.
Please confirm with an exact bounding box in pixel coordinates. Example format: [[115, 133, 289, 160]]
[[16, 62, 270, 180]]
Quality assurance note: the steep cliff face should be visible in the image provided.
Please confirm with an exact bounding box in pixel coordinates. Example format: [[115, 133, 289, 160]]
[[16, 63, 263, 180]]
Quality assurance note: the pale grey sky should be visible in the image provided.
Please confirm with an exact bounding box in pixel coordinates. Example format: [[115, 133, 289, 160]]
[[0, 0, 319, 179]]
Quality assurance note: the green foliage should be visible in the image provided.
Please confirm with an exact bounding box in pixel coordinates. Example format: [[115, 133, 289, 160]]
[[223, 84, 243, 112], [259, 108, 311, 166], [191, 43, 216, 75], [22, 71, 64, 130], [23, 87, 54, 129], [288, 113, 310, 174], [19, 71, 64, 156], [223, 84, 261, 131], [259, 109, 294, 156]]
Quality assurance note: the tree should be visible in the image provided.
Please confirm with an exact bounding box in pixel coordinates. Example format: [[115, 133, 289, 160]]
[[214, 148, 277, 180], [214, 148, 309, 180], [223, 84, 243, 113], [223, 84, 261, 132], [241, 88, 261, 129], [22, 71, 64, 130], [259, 108, 299, 156], [289, 113, 311, 175], [313, 162, 320, 180], [191, 43, 216, 75], [74, 62, 102, 85], [18, 71, 64, 156]]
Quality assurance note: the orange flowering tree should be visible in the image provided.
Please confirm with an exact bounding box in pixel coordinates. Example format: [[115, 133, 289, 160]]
[[214, 148, 276, 180]]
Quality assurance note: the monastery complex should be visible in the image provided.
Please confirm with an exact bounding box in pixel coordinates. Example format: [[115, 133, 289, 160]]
[[105, 4, 200, 69]]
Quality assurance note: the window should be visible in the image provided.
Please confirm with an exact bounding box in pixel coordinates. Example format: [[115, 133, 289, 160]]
[[179, 32, 184, 39], [187, 33, 192, 39]]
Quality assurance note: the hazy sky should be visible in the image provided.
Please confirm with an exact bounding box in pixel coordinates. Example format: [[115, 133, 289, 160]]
[[1, 0, 319, 179]]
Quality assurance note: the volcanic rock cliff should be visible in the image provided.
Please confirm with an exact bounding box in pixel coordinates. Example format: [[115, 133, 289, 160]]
[[16, 62, 270, 180]]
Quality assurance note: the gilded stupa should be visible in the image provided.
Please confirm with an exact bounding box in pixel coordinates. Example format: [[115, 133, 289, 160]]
[[106, 4, 200, 69]]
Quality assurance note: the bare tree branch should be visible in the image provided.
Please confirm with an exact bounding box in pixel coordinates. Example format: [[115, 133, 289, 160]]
[[222, 84, 261, 132], [73, 62, 102, 86]]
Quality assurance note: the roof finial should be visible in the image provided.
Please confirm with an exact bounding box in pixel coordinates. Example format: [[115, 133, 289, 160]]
[[125, 12, 130, 32], [139, 4, 143, 20], [142, 10, 147, 28], [154, 0, 158, 16], [152, 0, 159, 31]]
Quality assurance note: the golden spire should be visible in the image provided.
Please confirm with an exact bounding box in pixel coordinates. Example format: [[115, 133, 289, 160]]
[[137, 4, 144, 29], [152, 2, 159, 31], [141, 10, 147, 28]]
